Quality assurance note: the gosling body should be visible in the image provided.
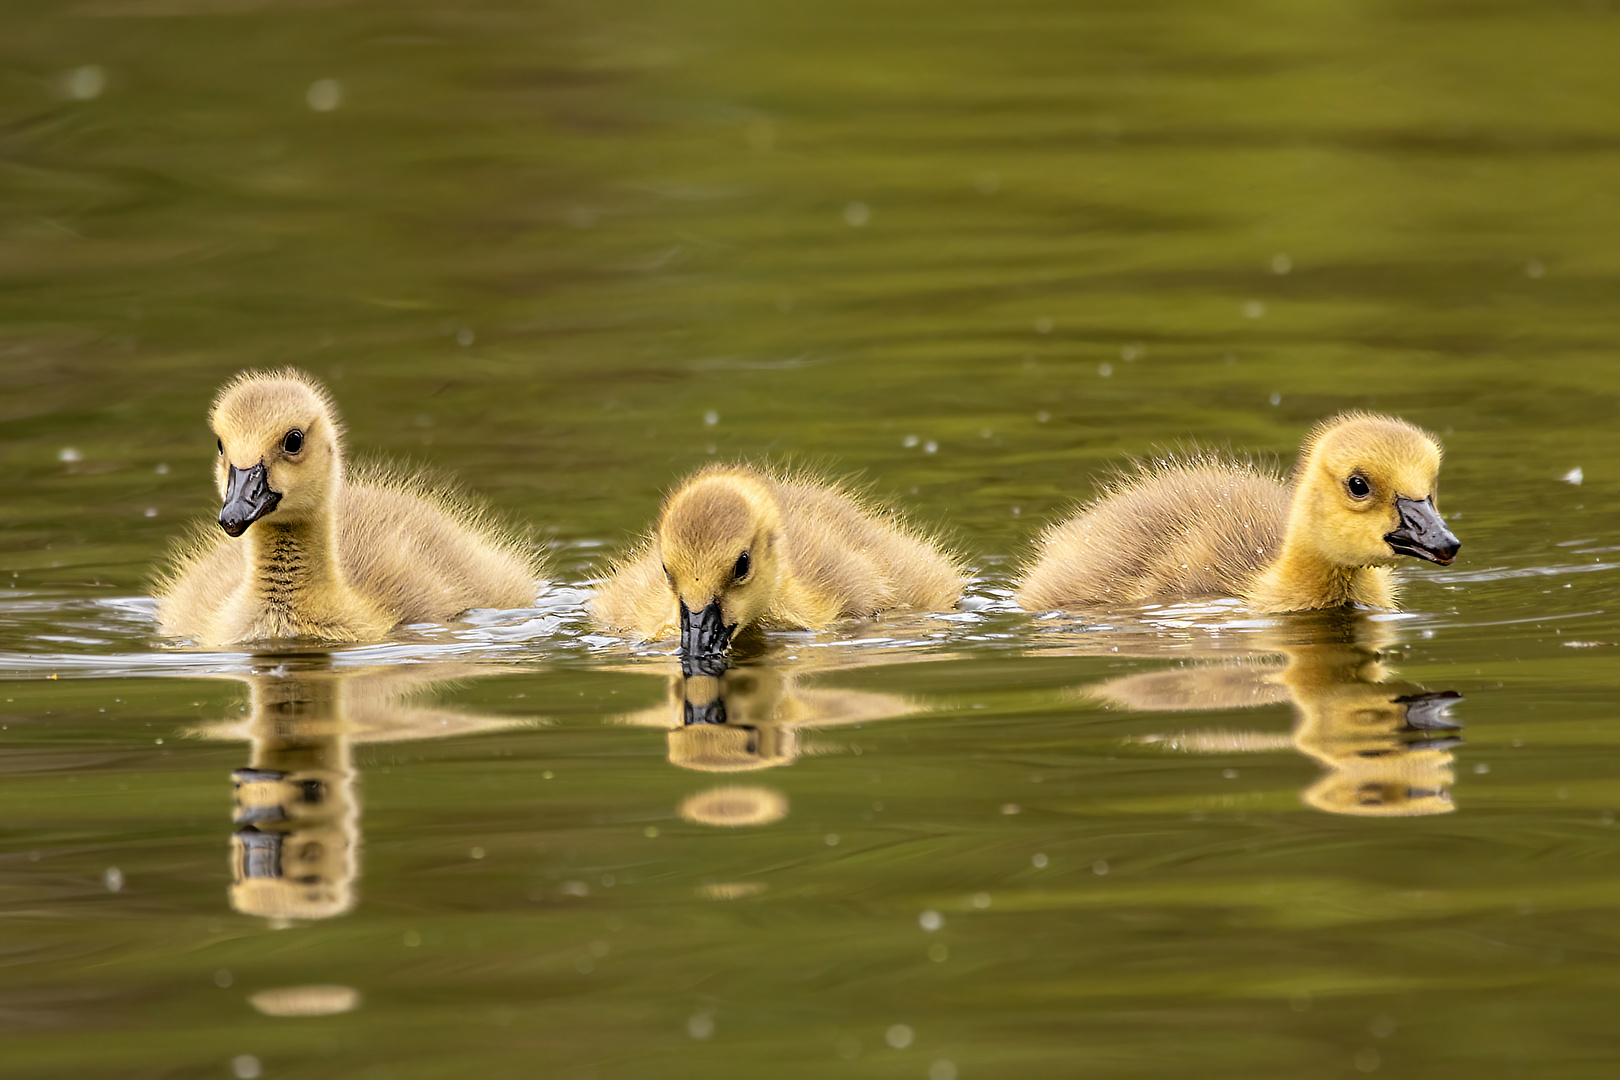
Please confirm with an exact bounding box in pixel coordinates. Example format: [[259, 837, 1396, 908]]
[[156, 370, 538, 645], [1017, 413, 1459, 613], [591, 464, 964, 663]]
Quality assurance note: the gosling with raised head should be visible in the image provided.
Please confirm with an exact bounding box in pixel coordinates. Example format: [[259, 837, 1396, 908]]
[[1016, 412, 1459, 612], [155, 370, 539, 645], [591, 464, 965, 670]]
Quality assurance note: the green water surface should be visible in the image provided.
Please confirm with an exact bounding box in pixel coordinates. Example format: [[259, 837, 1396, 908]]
[[4, 0, 1620, 1077]]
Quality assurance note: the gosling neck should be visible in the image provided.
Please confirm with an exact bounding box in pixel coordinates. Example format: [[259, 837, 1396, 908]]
[[1248, 529, 1394, 612], [243, 511, 352, 615]]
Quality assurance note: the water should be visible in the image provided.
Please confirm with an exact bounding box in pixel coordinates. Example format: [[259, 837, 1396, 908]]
[[4, 0, 1620, 1075]]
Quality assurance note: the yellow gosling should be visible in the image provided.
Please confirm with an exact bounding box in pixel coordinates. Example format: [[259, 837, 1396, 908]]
[[155, 369, 539, 645], [1016, 412, 1459, 612], [591, 464, 965, 668]]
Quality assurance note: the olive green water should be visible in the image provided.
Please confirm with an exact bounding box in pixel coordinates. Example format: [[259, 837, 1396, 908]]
[[5, 0, 1620, 1077]]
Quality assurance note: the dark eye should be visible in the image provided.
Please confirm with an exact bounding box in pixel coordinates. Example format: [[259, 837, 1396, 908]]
[[1347, 475, 1371, 499], [282, 429, 304, 454], [216, 437, 223, 455], [733, 551, 751, 581]]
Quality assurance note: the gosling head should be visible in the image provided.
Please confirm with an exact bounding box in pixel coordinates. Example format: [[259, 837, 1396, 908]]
[[655, 471, 784, 675], [1292, 412, 1460, 569], [209, 370, 344, 537]]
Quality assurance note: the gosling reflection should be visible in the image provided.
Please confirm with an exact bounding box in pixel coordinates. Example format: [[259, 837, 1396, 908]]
[[612, 663, 925, 773], [1090, 622, 1464, 817], [190, 658, 532, 922]]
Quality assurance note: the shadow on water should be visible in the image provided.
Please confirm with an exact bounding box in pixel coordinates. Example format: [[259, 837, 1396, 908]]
[[1052, 610, 1468, 817], [186, 655, 536, 924]]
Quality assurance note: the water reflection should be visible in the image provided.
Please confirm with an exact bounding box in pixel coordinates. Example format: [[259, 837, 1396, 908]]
[[188, 657, 532, 922], [1083, 615, 1465, 816], [610, 660, 926, 773]]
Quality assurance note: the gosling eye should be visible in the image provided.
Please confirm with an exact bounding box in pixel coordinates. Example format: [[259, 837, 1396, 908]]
[[733, 551, 751, 582], [1346, 475, 1371, 500], [282, 429, 305, 455], [216, 437, 223, 455]]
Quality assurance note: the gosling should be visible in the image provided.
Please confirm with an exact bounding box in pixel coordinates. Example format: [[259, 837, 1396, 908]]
[[155, 369, 539, 645], [1016, 412, 1460, 612], [590, 464, 965, 671]]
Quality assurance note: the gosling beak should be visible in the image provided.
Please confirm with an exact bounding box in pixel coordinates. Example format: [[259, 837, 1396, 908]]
[[679, 600, 733, 677], [219, 461, 282, 537], [1384, 496, 1460, 566]]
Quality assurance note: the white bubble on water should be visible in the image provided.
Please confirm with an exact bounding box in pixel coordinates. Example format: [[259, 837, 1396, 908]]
[[930, 1061, 958, 1080], [1269, 393, 1281, 407], [104, 866, 124, 892], [1031, 853, 1048, 869], [1562, 466, 1583, 485], [844, 201, 871, 227], [1243, 300, 1266, 319], [687, 1013, 715, 1039], [923, 441, 938, 454], [1271, 253, 1292, 274], [970, 892, 991, 909], [306, 78, 343, 112], [919, 910, 944, 932], [456, 327, 475, 346], [1526, 259, 1545, 279], [885, 1023, 914, 1049], [703, 410, 719, 426], [1034, 317, 1053, 334], [65, 65, 106, 101], [232, 1055, 261, 1080], [59, 447, 82, 463], [1098, 363, 1113, 377], [903, 434, 919, 448]]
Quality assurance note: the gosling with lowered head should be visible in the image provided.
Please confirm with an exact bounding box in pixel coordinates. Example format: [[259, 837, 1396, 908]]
[[591, 464, 965, 672]]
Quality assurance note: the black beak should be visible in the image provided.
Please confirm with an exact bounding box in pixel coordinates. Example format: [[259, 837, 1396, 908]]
[[679, 600, 733, 677], [219, 461, 282, 537], [1384, 496, 1460, 566], [681, 675, 728, 725]]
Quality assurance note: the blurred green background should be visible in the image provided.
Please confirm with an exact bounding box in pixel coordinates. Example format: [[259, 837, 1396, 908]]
[[4, 0, 1620, 1077]]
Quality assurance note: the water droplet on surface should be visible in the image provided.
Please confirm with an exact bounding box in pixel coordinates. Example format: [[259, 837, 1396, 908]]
[[306, 78, 342, 112], [64, 65, 106, 100], [1031, 853, 1048, 869], [687, 1013, 715, 1039], [1098, 362, 1113, 377], [844, 201, 871, 227], [1243, 300, 1266, 318], [59, 448, 82, 463], [1093, 860, 1109, 875], [232, 1055, 262, 1080], [1269, 392, 1281, 406], [214, 969, 233, 988], [703, 410, 719, 426], [970, 892, 991, 909], [919, 910, 944, 932], [930, 1061, 958, 1080], [885, 1024, 914, 1049], [456, 327, 475, 346], [923, 441, 938, 454], [470, 846, 485, 859], [104, 867, 123, 892]]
